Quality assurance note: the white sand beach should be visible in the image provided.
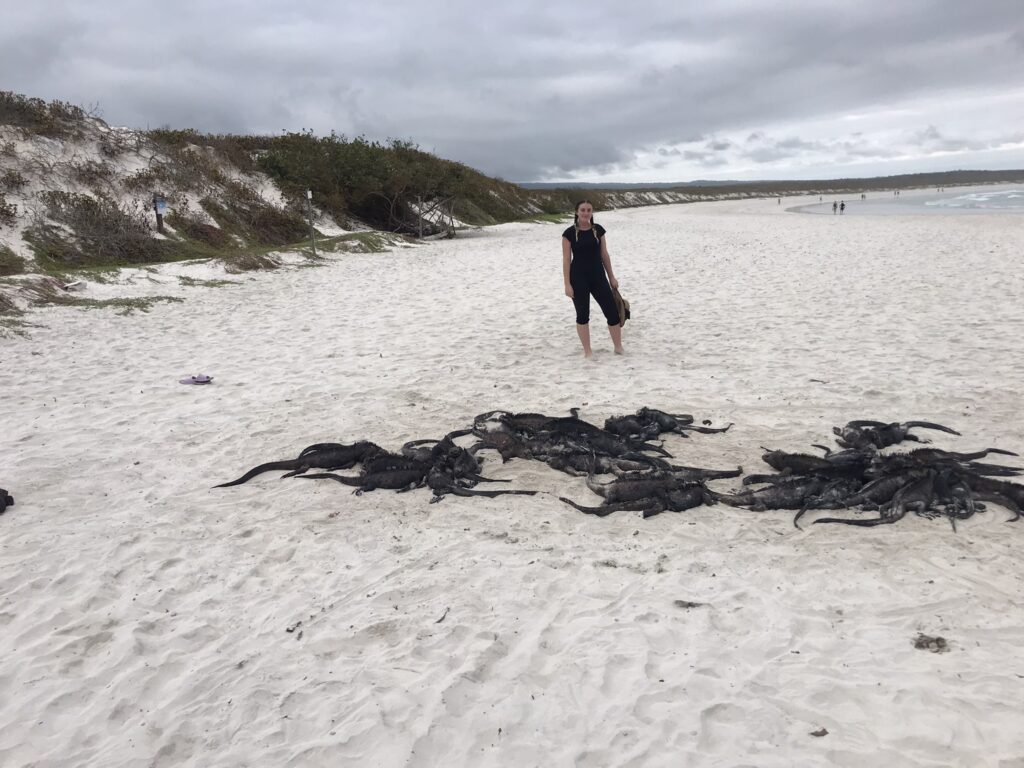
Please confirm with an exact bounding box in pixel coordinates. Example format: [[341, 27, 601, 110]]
[[2, 194, 1024, 767]]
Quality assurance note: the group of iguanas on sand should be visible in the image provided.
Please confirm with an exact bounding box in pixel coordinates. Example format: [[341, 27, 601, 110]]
[[213, 408, 1024, 530], [725, 420, 1022, 529]]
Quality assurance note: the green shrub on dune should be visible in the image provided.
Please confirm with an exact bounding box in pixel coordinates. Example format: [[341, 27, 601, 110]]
[[0, 244, 25, 276], [24, 191, 170, 268]]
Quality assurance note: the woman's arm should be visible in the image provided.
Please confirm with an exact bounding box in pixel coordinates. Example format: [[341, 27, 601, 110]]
[[600, 234, 619, 290], [562, 237, 573, 298]]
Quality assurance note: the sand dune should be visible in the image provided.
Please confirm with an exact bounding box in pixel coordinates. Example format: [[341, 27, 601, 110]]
[[2, 192, 1024, 767]]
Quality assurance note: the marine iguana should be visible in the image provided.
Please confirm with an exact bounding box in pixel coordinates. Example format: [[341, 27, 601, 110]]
[[833, 420, 960, 450], [815, 473, 936, 527], [546, 453, 660, 476], [557, 496, 661, 517], [401, 429, 475, 463], [215, 441, 386, 487], [611, 464, 742, 483], [759, 448, 834, 475], [960, 474, 1024, 522], [559, 484, 711, 518], [602, 415, 662, 441], [707, 477, 828, 511], [585, 474, 699, 504], [300, 468, 428, 494], [790, 477, 866, 528], [469, 430, 534, 462], [635, 407, 695, 432], [425, 464, 537, 502]]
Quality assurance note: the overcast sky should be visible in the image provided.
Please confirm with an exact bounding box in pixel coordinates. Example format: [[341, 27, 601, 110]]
[[3, 1, 1023, 183]]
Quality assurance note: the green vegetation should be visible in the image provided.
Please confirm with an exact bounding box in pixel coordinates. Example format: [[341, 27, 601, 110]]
[[85, 296, 180, 313], [21, 277, 183, 314], [19, 186, 307, 274], [0, 244, 24, 275], [198, 183, 309, 246], [218, 251, 281, 273], [0, 285, 17, 314], [253, 132, 521, 232], [0, 315, 30, 338], [0, 91, 89, 139], [521, 212, 573, 224], [51, 295, 184, 315], [146, 128, 260, 175], [0, 194, 16, 228], [319, 231, 411, 254], [0, 273, 182, 319], [142, 127, 569, 233], [24, 191, 170, 268], [0, 279, 27, 336], [165, 210, 233, 249], [0, 169, 27, 193], [177, 275, 237, 288]]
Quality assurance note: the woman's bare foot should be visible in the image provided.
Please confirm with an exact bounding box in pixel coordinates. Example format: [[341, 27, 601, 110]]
[[608, 324, 623, 355], [614, 346, 624, 355], [576, 324, 593, 359]]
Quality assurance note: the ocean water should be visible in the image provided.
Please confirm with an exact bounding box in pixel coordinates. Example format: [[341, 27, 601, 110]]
[[924, 188, 1024, 211], [792, 185, 1024, 215]]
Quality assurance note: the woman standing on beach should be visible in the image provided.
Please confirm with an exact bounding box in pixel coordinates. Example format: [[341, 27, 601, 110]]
[[562, 200, 624, 357]]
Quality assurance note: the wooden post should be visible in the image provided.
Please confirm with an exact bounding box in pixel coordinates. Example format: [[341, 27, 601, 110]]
[[152, 193, 165, 233], [306, 189, 317, 256]]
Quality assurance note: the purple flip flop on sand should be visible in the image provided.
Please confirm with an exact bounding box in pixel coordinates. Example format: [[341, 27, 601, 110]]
[[179, 374, 214, 385]]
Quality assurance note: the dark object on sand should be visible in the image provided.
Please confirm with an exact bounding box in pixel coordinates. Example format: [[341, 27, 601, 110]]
[[211, 407, 1024, 527], [912, 633, 949, 653], [179, 374, 214, 385], [214, 441, 385, 487], [673, 600, 707, 609], [302, 468, 429, 494], [832, 420, 960, 450], [560, 482, 711, 519], [0, 488, 12, 514]]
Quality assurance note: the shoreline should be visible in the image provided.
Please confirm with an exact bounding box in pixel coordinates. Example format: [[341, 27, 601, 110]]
[[786, 182, 1024, 215]]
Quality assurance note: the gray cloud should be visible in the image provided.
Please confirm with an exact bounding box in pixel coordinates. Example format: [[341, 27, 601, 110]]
[[2, 1, 1023, 182]]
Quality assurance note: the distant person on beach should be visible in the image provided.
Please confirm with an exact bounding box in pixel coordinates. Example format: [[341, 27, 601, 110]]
[[832, 201, 838, 214], [562, 200, 623, 357], [840, 201, 846, 214]]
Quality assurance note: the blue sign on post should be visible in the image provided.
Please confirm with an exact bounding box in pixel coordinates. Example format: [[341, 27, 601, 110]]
[[153, 194, 167, 233]]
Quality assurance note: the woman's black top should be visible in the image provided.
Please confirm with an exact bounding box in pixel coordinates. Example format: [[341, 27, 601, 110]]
[[562, 224, 605, 269]]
